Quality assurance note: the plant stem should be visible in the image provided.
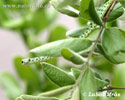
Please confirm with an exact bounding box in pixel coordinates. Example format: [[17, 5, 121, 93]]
[[103, 0, 118, 22], [99, 86, 125, 91], [69, 0, 118, 99]]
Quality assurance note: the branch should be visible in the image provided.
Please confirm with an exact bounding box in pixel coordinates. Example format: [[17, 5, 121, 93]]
[[103, 0, 118, 22], [99, 86, 125, 91]]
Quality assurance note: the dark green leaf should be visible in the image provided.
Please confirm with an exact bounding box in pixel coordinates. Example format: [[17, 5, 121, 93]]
[[41, 62, 75, 86], [30, 38, 92, 57], [101, 28, 125, 64], [119, 1, 125, 8], [108, 5, 124, 22], [89, 0, 103, 25], [0, 72, 23, 100]]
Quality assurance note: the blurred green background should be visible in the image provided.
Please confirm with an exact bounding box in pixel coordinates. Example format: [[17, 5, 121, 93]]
[[0, 0, 125, 100]]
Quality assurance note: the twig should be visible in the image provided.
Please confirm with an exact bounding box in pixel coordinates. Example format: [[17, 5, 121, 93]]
[[103, 0, 118, 22], [69, 0, 118, 99], [86, 22, 106, 65], [99, 86, 125, 91]]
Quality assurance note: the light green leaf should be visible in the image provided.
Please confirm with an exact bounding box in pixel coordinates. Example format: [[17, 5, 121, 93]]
[[95, 78, 109, 90], [108, 4, 124, 22], [80, 0, 92, 20], [61, 48, 86, 65], [0, 72, 23, 100], [30, 38, 92, 57], [71, 68, 81, 79], [16, 95, 60, 100], [50, 0, 79, 17], [39, 85, 73, 97], [101, 28, 125, 64], [89, 0, 103, 25], [41, 62, 75, 87], [49, 25, 67, 42], [66, 27, 88, 38], [79, 68, 97, 100], [71, 68, 108, 90], [112, 64, 125, 93], [72, 87, 79, 100]]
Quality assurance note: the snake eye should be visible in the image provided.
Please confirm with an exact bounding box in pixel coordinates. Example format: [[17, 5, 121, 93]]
[[28, 59, 31, 62], [21, 60, 24, 64]]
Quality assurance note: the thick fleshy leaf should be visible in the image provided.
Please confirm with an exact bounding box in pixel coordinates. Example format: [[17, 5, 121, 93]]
[[49, 25, 67, 42], [66, 27, 88, 38], [101, 28, 125, 64], [79, 68, 97, 100], [108, 4, 124, 22], [71, 68, 81, 79], [30, 38, 92, 57], [89, 0, 103, 25], [41, 62, 75, 86], [61, 48, 86, 65], [16, 95, 59, 100], [0, 73, 23, 100], [39, 85, 73, 97], [50, 0, 79, 17]]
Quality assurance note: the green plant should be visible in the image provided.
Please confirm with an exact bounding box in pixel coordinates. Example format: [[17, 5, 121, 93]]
[[0, 0, 125, 100]]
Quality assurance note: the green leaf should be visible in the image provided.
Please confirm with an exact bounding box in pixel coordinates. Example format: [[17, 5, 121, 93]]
[[119, 1, 125, 8], [50, 0, 79, 17], [30, 38, 92, 57], [72, 87, 79, 100], [71, 68, 81, 79], [108, 4, 124, 22], [101, 28, 125, 64], [49, 25, 67, 42], [14, 56, 41, 82], [66, 27, 88, 38], [14, 56, 43, 93], [39, 85, 73, 97], [112, 64, 125, 93], [77, 18, 88, 26], [31, 8, 57, 34], [89, 0, 103, 25], [41, 62, 75, 87], [61, 48, 86, 65], [16, 95, 60, 100], [80, 0, 92, 20], [71, 68, 108, 90], [95, 78, 109, 90], [0, 72, 23, 100], [79, 68, 97, 100]]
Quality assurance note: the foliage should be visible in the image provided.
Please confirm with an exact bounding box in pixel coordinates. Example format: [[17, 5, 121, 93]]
[[0, 0, 125, 100]]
